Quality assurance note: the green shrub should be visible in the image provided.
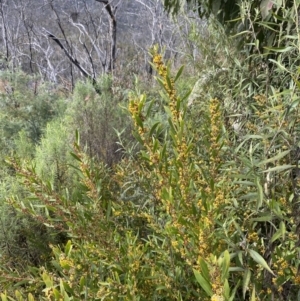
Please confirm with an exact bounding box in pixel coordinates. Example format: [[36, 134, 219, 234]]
[[2, 10, 300, 298], [66, 75, 132, 166]]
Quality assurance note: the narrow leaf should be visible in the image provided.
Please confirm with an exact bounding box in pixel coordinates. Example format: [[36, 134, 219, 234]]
[[145, 99, 154, 117], [199, 257, 210, 284], [263, 164, 294, 173], [248, 249, 275, 275], [149, 122, 160, 137], [174, 65, 184, 82], [264, 46, 293, 53], [229, 280, 241, 301], [243, 268, 251, 299], [224, 279, 230, 300], [222, 250, 230, 281], [255, 177, 263, 210], [0, 294, 7, 301], [257, 150, 290, 166], [268, 59, 290, 72], [271, 228, 282, 242], [65, 240, 72, 256], [70, 152, 82, 162], [280, 221, 286, 240], [251, 284, 256, 301], [250, 215, 273, 222], [193, 269, 213, 296], [42, 272, 53, 288]]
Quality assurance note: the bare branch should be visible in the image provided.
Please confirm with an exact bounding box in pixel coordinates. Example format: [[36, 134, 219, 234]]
[[44, 28, 101, 94], [95, 0, 117, 71]]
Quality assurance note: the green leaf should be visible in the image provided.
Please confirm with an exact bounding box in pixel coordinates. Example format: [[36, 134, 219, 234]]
[[268, 59, 290, 72], [229, 267, 244, 272], [63, 291, 70, 301], [176, 94, 181, 111], [199, 257, 210, 284], [180, 89, 191, 103], [155, 285, 167, 291], [42, 272, 53, 288], [60, 279, 65, 294], [255, 177, 263, 210], [52, 288, 61, 299], [155, 76, 167, 91], [229, 280, 241, 301], [166, 75, 173, 91], [263, 164, 294, 173], [145, 99, 154, 117], [79, 276, 86, 292], [264, 46, 293, 53], [133, 131, 144, 145], [0, 294, 7, 301], [134, 115, 144, 128], [164, 105, 173, 118], [224, 279, 230, 300], [240, 192, 259, 201], [248, 249, 275, 275], [243, 268, 251, 299], [280, 221, 286, 240], [287, 98, 300, 111], [193, 269, 213, 297], [174, 65, 184, 82], [149, 122, 160, 137], [257, 150, 290, 166], [65, 240, 72, 256], [251, 284, 256, 301], [250, 214, 273, 222], [271, 228, 282, 242], [138, 94, 146, 110], [231, 30, 252, 38], [70, 152, 82, 162], [234, 180, 255, 186], [75, 129, 80, 145], [221, 250, 230, 281]]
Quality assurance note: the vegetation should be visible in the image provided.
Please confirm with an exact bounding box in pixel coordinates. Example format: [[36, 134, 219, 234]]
[[1, 0, 300, 300]]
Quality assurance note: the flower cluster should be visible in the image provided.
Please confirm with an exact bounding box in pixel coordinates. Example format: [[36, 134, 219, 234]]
[[152, 49, 180, 121]]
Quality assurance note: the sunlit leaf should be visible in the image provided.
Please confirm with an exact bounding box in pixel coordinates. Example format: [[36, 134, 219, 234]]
[[248, 249, 275, 275], [263, 164, 294, 173], [221, 250, 230, 281], [193, 269, 213, 296]]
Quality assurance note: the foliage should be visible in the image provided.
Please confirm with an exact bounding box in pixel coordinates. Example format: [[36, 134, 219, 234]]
[[66, 75, 132, 166], [163, 0, 240, 22], [2, 3, 300, 299], [34, 119, 75, 192], [0, 71, 67, 291], [163, 0, 291, 24], [0, 71, 64, 150], [164, 0, 297, 63]]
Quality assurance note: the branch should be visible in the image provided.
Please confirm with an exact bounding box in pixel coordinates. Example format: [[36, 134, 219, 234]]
[[95, 0, 116, 19], [44, 29, 101, 94], [95, 0, 117, 71]]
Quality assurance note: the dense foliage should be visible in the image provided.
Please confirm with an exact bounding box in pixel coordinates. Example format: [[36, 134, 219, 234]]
[[1, 0, 300, 300]]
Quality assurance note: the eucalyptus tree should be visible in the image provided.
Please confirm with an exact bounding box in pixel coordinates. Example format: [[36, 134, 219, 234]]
[[163, 0, 296, 52]]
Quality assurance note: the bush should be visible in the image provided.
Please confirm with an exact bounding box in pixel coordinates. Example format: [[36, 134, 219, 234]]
[[66, 75, 132, 166], [2, 12, 300, 299]]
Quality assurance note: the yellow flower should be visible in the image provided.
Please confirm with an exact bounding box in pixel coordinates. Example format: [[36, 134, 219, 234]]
[[211, 294, 224, 301]]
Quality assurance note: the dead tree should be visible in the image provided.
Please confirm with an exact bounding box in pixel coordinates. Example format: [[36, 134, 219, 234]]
[[42, 0, 118, 93], [95, 0, 117, 72]]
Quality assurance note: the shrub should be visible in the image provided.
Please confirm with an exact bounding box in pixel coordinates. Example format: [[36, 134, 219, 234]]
[[2, 19, 300, 299]]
